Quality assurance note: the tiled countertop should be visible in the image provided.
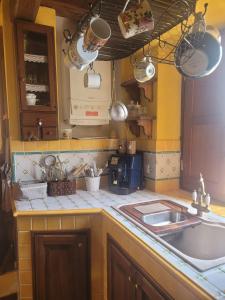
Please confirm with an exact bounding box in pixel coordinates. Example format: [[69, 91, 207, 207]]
[[14, 189, 225, 300]]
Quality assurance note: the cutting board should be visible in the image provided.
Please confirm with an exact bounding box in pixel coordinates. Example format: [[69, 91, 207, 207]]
[[134, 203, 170, 214]]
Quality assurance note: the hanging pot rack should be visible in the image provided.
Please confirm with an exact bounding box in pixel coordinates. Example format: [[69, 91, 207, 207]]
[[75, 0, 202, 63]]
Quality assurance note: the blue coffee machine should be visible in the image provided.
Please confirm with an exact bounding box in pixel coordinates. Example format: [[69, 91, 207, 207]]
[[108, 152, 144, 195]]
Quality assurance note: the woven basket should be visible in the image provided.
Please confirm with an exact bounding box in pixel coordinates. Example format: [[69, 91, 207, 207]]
[[47, 180, 76, 196]]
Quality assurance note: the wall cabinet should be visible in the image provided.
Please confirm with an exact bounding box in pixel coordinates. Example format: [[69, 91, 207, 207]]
[[108, 237, 172, 300], [15, 21, 58, 141], [32, 230, 90, 300]]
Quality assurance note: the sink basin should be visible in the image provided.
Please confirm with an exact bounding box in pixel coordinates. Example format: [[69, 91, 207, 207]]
[[117, 199, 200, 235], [161, 220, 225, 271], [115, 200, 225, 271], [142, 211, 187, 226]]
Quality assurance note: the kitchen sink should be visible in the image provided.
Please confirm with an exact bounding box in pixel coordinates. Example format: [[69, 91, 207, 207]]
[[142, 211, 187, 227], [115, 200, 225, 271], [161, 220, 225, 271], [117, 200, 200, 235]]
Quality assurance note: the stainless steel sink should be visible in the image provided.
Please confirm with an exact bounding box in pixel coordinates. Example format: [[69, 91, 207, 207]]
[[142, 211, 187, 226], [115, 200, 225, 272], [160, 220, 225, 271]]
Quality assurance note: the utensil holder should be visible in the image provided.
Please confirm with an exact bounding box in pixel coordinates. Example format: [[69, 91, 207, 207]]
[[85, 176, 100, 192], [47, 180, 76, 196]]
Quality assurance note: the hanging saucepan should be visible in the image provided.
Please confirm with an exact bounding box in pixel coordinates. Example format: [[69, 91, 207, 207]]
[[110, 101, 128, 122], [175, 25, 222, 78]]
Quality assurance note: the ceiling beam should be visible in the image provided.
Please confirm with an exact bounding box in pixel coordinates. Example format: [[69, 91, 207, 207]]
[[41, 0, 91, 20], [10, 0, 41, 21]]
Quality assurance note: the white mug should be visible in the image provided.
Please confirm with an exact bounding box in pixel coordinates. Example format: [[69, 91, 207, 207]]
[[26, 93, 36, 105], [62, 128, 72, 139], [84, 66, 101, 89]]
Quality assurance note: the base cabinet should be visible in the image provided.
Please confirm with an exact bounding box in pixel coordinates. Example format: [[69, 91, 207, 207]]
[[108, 237, 172, 300], [32, 230, 90, 300]]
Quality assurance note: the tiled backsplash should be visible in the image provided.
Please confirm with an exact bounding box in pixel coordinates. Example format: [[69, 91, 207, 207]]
[[12, 150, 181, 183], [12, 150, 116, 182], [144, 151, 180, 180]]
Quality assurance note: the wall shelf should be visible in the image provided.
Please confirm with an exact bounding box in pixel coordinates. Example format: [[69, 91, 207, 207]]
[[121, 78, 156, 103], [26, 84, 49, 92], [127, 116, 154, 138], [24, 53, 48, 63]]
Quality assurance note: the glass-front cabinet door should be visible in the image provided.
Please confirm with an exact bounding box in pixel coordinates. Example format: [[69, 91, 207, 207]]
[[15, 21, 58, 141]]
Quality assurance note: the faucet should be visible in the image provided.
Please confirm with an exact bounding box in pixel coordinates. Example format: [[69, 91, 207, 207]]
[[191, 173, 211, 216]]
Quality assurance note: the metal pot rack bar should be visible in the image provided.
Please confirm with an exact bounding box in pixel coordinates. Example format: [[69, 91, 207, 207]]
[[77, 0, 198, 63]]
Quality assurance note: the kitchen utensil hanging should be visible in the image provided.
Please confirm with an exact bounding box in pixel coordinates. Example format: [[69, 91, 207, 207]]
[[84, 63, 102, 89], [131, 50, 155, 83], [175, 20, 222, 78], [118, 0, 154, 39], [109, 61, 128, 122], [63, 30, 99, 70]]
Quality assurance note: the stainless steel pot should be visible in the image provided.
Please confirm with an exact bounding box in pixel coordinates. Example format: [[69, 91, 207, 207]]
[[175, 25, 222, 78]]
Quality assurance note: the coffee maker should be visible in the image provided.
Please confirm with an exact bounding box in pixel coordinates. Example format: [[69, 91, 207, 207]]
[[108, 152, 144, 195]]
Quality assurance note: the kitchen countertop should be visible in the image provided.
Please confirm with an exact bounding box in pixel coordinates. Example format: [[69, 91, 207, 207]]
[[14, 189, 225, 300]]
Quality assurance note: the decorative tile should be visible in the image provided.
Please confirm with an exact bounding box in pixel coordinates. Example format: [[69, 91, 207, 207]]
[[144, 151, 180, 180], [155, 152, 180, 180], [12, 150, 115, 182]]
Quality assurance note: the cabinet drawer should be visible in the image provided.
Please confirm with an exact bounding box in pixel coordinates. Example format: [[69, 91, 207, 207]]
[[22, 127, 40, 141], [42, 127, 58, 140], [21, 112, 57, 127]]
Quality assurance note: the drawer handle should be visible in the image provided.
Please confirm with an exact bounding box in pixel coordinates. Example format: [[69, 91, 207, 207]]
[[37, 119, 43, 127]]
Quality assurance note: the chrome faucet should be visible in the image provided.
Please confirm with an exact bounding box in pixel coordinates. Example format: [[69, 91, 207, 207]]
[[192, 173, 211, 216]]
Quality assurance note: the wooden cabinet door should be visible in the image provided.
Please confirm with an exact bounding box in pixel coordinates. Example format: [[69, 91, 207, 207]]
[[32, 230, 90, 300], [108, 239, 135, 300], [181, 29, 225, 201], [108, 237, 172, 300], [135, 271, 168, 300]]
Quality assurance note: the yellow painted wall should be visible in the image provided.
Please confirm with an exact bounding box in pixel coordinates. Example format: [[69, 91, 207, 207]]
[[197, 0, 225, 28], [156, 63, 181, 141], [119, 0, 225, 154], [119, 52, 181, 152]]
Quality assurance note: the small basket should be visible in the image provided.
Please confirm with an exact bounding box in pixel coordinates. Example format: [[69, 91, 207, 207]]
[[20, 181, 47, 200], [47, 180, 76, 196]]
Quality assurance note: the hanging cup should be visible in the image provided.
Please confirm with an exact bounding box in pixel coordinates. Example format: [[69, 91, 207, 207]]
[[133, 56, 155, 83], [84, 65, 102, 89], [83, 17, 111, 52], [65, 36, 98, 71], [118, 0, 154, 39]]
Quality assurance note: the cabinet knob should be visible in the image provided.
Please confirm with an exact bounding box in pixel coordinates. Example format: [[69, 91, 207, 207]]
[[128, 276, 131, 282], [135, 284, 138, 289], [78, 242, 83, 248], [37, 119, 43, 127]]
